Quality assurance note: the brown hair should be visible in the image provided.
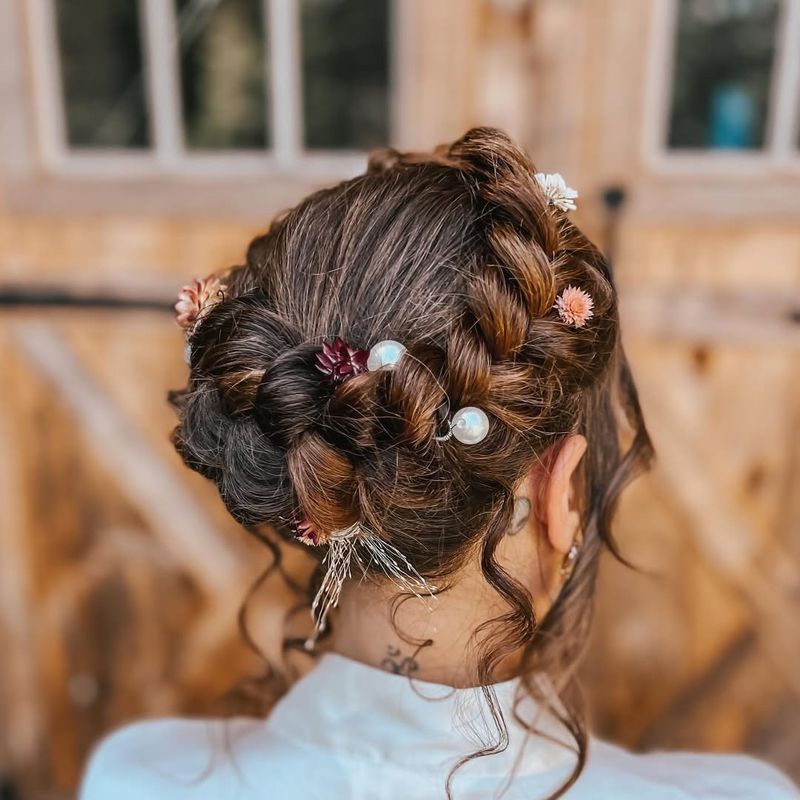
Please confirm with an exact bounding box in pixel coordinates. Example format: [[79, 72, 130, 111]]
[[169, 127, 653, 798]]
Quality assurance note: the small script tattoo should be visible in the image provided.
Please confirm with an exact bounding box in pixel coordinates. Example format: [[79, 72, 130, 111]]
[[508, 496, 531, 535], [381, 645, 420, 677]]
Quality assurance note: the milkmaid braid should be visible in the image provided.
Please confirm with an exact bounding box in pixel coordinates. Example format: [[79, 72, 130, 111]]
[[170, 127, 653, 800]]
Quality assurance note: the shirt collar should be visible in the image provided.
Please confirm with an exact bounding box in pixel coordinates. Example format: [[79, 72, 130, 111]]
[[265, 652, 577, 778]]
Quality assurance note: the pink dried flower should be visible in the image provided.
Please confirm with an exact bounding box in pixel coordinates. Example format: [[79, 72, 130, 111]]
[[291, 514, 327, 547], [315, 337, 369, 384], [174, 274, 225, 331], [554, 285, 594, 328]]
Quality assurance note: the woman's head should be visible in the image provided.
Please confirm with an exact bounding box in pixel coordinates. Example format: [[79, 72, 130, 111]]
[[170, 126, 653, 795]]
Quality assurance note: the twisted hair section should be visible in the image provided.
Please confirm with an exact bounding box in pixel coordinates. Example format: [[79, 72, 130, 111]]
[[170, 127, 653, 800]]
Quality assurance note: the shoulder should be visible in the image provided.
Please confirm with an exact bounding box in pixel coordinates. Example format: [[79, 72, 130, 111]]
[[579, 738, 800, 800], [78, 716, 299, 800]]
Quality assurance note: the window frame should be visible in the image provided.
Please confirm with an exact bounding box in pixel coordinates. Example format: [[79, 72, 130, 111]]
[[27, 0, 393, 179], [643, 0, 800, 176]]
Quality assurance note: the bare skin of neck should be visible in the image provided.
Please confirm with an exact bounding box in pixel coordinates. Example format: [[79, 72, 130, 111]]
[[329, 435, 587, 688]]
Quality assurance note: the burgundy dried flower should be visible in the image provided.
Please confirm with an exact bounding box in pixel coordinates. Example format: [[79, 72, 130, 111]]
[[174, 275, 225, 331], [315, 337, 369, 384], [554, 285, 594, 328], [290, 513, 327, 547]]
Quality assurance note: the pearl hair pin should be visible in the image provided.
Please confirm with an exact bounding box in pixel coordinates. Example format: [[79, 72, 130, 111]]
[[316, 336, 491, 446], [314, 337, 407, 382], [367, 339, 406, 370], [369, 342, 490, 445], [367, 339, 489, 444], [434, 406, 490, 444]]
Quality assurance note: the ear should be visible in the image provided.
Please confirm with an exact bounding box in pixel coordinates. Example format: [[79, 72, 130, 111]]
[[544, 435, 587, 555]]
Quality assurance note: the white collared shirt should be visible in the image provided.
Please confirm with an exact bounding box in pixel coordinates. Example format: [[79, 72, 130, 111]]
[[80, 652, 798, 799]]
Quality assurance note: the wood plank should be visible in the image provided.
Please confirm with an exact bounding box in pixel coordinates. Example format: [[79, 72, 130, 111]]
[[12, 321, 244, 596]]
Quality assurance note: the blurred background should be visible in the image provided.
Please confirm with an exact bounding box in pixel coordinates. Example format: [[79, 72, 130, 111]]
[[0, 0, 799, 797]]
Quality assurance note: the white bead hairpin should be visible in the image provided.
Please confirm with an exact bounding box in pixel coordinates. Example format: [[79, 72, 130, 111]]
[[365, 339, 490, 446], [301, 335, 494, 454], [434, 405, 490, 444], [367, 339, 406, 370]]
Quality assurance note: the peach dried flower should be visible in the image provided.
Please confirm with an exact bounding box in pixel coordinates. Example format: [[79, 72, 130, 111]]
[[174, 275, 225, 331], [554, 285, 594, 328]]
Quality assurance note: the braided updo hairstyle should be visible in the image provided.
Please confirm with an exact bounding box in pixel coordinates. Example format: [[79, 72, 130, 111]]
[[170, 127, 653, 798]]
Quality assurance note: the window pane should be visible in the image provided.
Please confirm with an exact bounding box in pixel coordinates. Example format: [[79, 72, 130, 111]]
[[301, 0, 390, 150], [175, 0, 269, 150], [668, 0, 779, 150], [54, 0, 150, 149]]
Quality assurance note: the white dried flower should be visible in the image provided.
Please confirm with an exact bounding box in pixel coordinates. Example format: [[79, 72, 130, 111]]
[[533, 172, 578, 212]]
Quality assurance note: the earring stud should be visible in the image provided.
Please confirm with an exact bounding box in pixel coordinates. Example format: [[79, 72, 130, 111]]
[[560, 542, 579, 577]]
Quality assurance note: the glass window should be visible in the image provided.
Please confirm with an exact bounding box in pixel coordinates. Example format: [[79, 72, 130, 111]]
[[667, 0, 780, 150], [175, 0, 270, 150], [53, 0, 150, 149], [300, 0, 390, 150]]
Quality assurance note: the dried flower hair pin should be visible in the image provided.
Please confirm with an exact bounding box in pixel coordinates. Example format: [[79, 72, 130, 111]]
[[174, 274, 227, 363], [554, 285, 594, 328], [533, 172, 578, 212], [530, 174, 593, 327], [288, 513, 437, 651]]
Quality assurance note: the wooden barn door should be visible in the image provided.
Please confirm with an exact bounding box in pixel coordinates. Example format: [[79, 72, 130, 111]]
[[583, 222, 800, 779]]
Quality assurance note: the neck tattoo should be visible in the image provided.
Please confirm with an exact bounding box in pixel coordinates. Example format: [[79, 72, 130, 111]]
[[380, 645, 420, 677]]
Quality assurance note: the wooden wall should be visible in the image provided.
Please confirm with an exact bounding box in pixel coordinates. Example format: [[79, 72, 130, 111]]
[[586, 221, 800, 770]]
